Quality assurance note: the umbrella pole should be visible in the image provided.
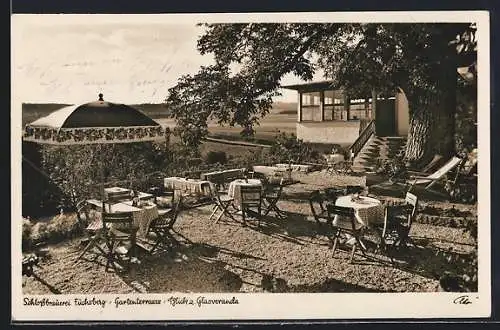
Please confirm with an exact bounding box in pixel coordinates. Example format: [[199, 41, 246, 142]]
[[97, 144, 105, 212]]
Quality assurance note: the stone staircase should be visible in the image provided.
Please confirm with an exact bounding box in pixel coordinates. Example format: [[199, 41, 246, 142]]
[[352, 135, 407, 173]]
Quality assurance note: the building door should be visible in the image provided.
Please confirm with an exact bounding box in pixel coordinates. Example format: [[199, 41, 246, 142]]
[[375, 99, 396, 136]]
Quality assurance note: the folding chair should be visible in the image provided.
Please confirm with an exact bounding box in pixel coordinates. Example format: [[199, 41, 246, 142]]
[[380, 192, 418, 249], [323, 187, 344, 203], [407, 156, 464, 193], [75, 201, 106, 262], [149, 186, 175, 209], [407, 154, 444, 175], [309, 190, 334, 245], [263, 177, 286, 219], [147, 195, 182, 255], [326, 204, 368, 263], [346, 185, 364, 195], [208, 183, 236, 223], [240, 186, 263, 227], [103, 190, 131, 213], [101, 211, 138, 272]]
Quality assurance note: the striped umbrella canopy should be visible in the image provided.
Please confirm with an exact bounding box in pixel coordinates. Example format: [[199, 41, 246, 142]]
[[23, 93, 167, 145]]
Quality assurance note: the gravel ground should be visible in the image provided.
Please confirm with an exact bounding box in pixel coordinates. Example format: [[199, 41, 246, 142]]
[[22, 171, 477, 294]]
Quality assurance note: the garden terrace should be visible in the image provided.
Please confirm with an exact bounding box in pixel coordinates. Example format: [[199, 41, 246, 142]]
[[23, 170, 477, 294]]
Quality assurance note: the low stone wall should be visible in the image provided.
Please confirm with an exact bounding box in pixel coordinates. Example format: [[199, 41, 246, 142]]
[[296, 121, 360, 145]]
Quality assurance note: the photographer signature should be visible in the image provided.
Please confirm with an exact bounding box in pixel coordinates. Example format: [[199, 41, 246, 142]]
[[453, 295, 473, 305]]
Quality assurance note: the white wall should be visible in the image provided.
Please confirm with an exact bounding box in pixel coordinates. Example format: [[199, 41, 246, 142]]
[[297, 121, 361, 145]]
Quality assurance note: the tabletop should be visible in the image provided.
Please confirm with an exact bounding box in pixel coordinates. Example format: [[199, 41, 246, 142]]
[[227, 179, 263, 207], [164, 177, 211, 196], [104, 186, 153, 201], [335, 195, 384, 227], [105, 186, 130, 194], [109, 200, 159, 238]]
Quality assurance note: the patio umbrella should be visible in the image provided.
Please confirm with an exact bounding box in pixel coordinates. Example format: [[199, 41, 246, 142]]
[[23, 93, 169, 204], [24, 93, 166, 145]]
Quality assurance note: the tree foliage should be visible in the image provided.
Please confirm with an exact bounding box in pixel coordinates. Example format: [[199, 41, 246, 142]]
[[165, 23, 476, 162], [22, 142, 171, 216]]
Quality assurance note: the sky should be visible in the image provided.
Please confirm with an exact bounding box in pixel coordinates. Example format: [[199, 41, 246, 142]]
[[12, 15, 312, 105]]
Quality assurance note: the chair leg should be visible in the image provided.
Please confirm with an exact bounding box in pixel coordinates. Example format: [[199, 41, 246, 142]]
[[241, 207, 247, 227], [349, 243, 357, 263], [76, 234, 98, 262], [214, 209, 224, 223], [257, 206, 261, 228], [332, 234, 340, 256], [209, 206, 218, 221]]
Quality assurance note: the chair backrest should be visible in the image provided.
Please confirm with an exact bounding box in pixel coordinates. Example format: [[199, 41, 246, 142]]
[[405, 192, 418, 211], [326, 204, 357, 231], [426, 156, 463, 180], [240, 186, 262, 206], [166, 194, 183, 229], [323, 187, 343, 203], [346, 185, 364, 195], [102, 211, 134, 231], [106, 190, 131, 204], [265, 177, 284, 193], [209, 176, 226, 192]]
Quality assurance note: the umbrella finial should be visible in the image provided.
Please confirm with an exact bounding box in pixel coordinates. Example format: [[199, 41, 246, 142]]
[[98, 93, 104, 101]]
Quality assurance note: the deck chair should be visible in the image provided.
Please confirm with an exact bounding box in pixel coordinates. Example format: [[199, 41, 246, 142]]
[[262, 177, 286, 219], [208, 183, 236, 223], [101, 211, 138, 272], [378, 192, 418, 255], [147, 195, 182, 255], [240, 186, 263, 227], [407, 156, 464, 193], [407, 154, 444, 175], [309, 190, 334, 245], [326, 204, 368, 263]]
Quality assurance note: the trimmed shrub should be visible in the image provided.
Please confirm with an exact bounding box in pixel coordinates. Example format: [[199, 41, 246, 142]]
[[205, 151, 228, 165]]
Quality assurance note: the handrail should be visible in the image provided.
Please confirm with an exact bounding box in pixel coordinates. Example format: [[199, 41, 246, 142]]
[[348, 120, 375, 160]]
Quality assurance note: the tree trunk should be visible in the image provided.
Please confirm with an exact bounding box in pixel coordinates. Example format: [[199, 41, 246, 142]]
[[404, 63, 456, 165]]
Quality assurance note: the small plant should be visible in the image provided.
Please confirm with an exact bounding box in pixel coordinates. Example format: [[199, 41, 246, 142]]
[[374, 150, 408, 183], [269, 133, 318, 164]]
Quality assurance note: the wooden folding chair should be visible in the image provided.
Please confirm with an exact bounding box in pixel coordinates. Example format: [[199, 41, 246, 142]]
[[381, 192, 418, 248], [208, 183, 236, 223], [75, 201, 106, 262], [263, 177, 286, 219], [147, 195, 182, 255], [240, 186, 263, 227], [326, 204, 368, 263], [309, 190, 334, 245], [323, 187, 344, 202], [101, 211, 138, 272], [346, 185, 364, 195], [103, 190, 131, 213]]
